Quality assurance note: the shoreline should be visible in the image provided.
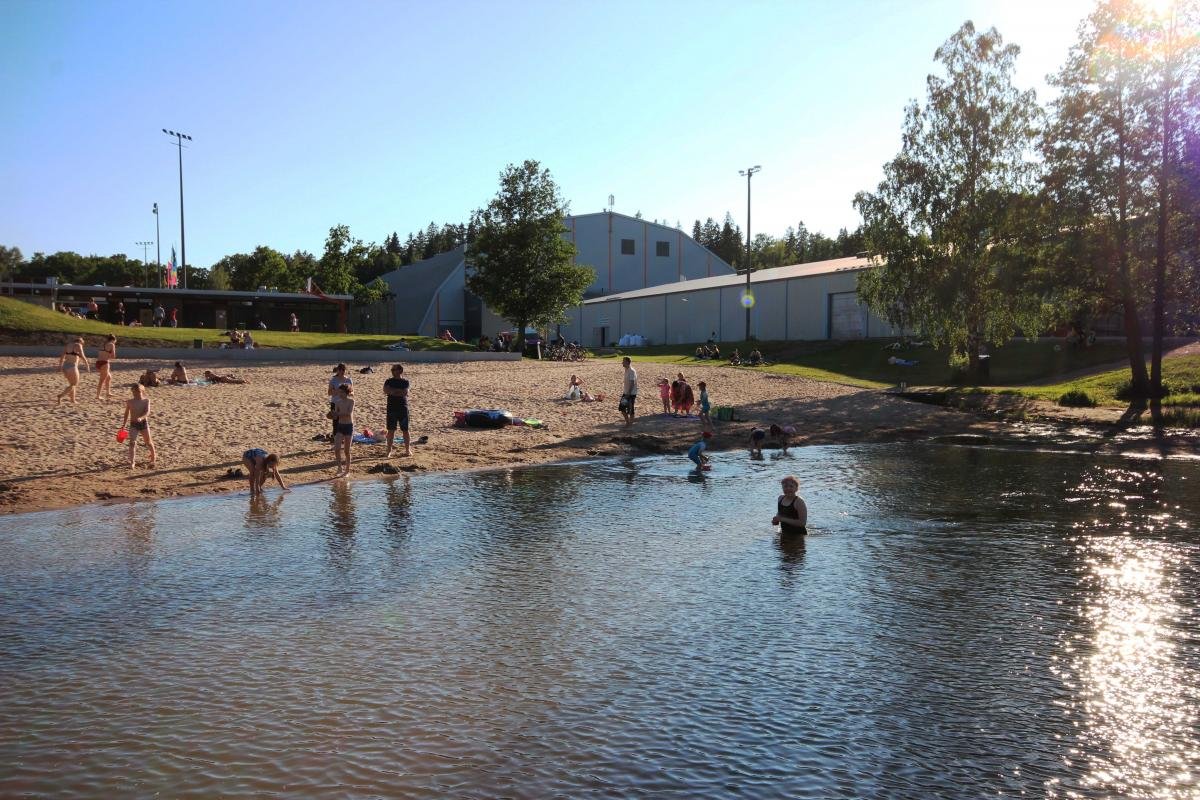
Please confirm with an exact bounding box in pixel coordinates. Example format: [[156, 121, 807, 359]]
[[1, 355, 1195, 517]]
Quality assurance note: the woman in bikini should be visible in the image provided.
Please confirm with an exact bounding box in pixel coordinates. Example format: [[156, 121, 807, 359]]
[[329, 383, 355, 478], [56, 336, 89, 405], [95, 334, 117, 401], [121, 383, 157, 469]]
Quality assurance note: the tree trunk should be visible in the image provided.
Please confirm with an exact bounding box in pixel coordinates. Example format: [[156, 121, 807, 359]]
[[513, 320, 527, 355]]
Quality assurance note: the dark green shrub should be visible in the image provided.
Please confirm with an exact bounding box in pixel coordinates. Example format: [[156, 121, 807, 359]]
[[1058, 389, 1097, 407]]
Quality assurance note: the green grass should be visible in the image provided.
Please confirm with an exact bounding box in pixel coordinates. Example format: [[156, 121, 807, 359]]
[[994, 354, 1200, 407], [0, 296, 474, 351], [595, 338, 1130, 390]]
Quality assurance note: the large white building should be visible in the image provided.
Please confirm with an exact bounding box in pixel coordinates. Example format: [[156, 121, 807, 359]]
[[559, 255, 896, 346], [368, 212, 735, 339]]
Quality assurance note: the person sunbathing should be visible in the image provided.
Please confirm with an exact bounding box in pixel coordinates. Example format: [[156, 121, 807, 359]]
[[203, 370, 249, 385], [166, 362, 190, 384]]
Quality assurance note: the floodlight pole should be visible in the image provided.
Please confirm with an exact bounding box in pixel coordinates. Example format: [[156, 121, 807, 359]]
[[162, 129, 192, 289], [738, 165, 761, 341], [152, 202, 161, 288]]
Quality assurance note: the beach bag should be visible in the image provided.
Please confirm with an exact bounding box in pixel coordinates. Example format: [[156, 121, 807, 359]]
[[715, 405, 734, 422]]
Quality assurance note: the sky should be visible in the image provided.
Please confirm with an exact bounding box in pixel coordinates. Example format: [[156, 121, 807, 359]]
[[0, 0, 1097, 269]]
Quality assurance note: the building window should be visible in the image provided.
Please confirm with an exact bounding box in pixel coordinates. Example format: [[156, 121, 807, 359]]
[[656, 241, 670, 257], [620, 238, 635, 255]]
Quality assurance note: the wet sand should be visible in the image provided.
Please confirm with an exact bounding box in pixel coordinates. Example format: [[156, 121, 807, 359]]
[[0, 354, 1188, 515]]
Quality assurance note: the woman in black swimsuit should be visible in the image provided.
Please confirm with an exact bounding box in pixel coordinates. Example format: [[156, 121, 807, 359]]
[[95, 334, 116, 401], [56, 336, 89, 405], [771, 475, 808, 535]]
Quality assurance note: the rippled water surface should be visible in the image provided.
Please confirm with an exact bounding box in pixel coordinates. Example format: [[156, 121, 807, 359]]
[[2, 444, 1198, 799]]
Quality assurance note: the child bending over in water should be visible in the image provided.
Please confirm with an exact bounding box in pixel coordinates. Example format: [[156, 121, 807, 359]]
[[769, 423, 795, 454], [122, 383, 157, 469], [242, 448, 288, 497], [687, 430, 713, 470], [771, 475, 807, 535]]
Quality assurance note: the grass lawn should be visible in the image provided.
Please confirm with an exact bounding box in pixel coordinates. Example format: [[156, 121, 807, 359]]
[[993, 355, 1200, 407], [596, 338, 1131, 390], [0, 296, 474, 351]]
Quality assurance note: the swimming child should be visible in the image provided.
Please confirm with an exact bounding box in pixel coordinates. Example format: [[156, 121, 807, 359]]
[[769, 423, 795, 454], [242, 448, 288, 497], [749, 427, 767, 457], [658, 377, 672, 414], [688, 431, 713, 470], [771, 475, 808, 534], [697, 381, 713, 432], [121, 383, 157, 469]]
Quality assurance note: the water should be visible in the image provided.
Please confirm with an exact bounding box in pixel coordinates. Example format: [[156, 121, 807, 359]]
[[1, 444, 1197, 799]]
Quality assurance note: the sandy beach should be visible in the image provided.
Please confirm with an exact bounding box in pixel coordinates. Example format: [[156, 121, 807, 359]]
[[1, 353, 1190, 515]]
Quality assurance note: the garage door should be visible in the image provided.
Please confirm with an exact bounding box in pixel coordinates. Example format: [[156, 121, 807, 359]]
[[829, 292, 864, 339]]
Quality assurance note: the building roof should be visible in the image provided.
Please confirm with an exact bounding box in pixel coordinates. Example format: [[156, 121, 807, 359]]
[[377, 245, 466, 332], [581, 255, 876, 303], [0, 282, 352, 301]]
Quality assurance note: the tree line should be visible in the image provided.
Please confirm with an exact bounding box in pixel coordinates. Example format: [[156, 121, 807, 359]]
[[689, 215, 866, 271], [856, 1, 1198, 401]]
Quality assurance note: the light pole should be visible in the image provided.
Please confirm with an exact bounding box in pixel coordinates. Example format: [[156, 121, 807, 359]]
[[136, 241, 153, 287], [162, 129, 192, 289], [152, 202, 161, 288], [738, 165, 761, 341]]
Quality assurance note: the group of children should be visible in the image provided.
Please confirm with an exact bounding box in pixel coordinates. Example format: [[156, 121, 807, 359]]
[[657, 373, 711, 428]]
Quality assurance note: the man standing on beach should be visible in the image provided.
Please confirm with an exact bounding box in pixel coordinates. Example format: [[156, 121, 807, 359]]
[[620, 356, 638, 427], [384, 363, 411, 458], [153, 303, 165, 327]]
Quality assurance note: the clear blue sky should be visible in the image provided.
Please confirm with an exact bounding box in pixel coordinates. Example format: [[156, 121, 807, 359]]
[[0, 0, 1095, 268]]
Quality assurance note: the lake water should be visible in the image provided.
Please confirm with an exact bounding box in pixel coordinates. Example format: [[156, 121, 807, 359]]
[[1, 444, 1197, 799]]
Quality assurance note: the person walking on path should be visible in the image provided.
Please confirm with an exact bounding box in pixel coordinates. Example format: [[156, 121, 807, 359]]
[[289, 313, 299, 332], [620, 357, 638, 427], [122, 383, 157, 469], [153, 303, 165, 327], [384, 363, 411, 458], [56, 336, 89, 405], [169, 307, 178, 328], [95, 334, 117, 401], [329, 383, 355, 477], [771, 475, 808, 535], [114, 302, 125, 326]]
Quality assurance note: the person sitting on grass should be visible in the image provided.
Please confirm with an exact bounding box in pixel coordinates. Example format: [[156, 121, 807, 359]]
[[203, 370, 249, 385], [748, 348, 763, 366], [729, 349, 742, 366]]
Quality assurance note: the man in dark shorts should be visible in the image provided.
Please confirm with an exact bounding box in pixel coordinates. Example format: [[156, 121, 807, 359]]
[[384, 363, 411, 457], [620, 356, 638, 427]]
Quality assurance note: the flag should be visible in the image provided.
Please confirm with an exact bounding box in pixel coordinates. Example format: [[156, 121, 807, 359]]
[[166, 247, 177, 288]]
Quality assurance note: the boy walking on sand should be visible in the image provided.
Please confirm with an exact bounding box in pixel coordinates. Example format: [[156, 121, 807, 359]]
[[122, 383, 157, 469]]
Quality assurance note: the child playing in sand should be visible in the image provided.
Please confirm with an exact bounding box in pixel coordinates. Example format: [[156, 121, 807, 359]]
[[167, 362, 190, 384], [687, 431, 713, 470], [698, 381, 712, 432], [121, 383, 157, 469], [771, 475, 807, 535], [658, 377, 671, 414]]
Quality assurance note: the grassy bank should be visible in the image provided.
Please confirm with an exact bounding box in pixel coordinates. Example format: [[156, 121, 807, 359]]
[[996, 355, 1200, 408], [0, 296, 473, 351], [597, 338, 1130, 390]]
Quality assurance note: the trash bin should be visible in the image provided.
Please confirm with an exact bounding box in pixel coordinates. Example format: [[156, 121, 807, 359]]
[[976, 354, 990, 383], [193, 339, 203, 349]]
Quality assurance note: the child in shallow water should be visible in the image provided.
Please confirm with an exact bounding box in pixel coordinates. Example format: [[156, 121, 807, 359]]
[[771, 475, 807, 534], [687, 431, 713, 470]]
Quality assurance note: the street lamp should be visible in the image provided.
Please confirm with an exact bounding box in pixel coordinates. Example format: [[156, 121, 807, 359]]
[[737, 165, 761, 341], [152, 202, 161, 288], [136, 241, 153, 287], [162, 129, 192, 289]]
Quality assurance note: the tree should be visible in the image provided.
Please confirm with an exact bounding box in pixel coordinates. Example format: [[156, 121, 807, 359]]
[[716, 213, 744, 269], [213, 246, 294, 292], [466, 160, 595, 352], [855, 22, 1043, 377], [1042, 0, 1158, 396], [317, 224, 367, 295], [0, 245, 21, 291]]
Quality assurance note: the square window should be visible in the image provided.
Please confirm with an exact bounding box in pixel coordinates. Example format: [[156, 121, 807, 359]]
[[620, 238, 635, 255], [656, 241, 670, 257]]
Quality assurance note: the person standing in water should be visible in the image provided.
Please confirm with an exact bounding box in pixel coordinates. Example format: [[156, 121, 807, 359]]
[[242, 448, 288, 497], [687, 430, 713, 470], [329, 383, 355, 477], [771, 475, 807, 535], [383, 363, 411, 458], [95, 334, 117, 401], [620, 356, 638, 427], [121, 383, 157, 469], [56, 336, 89, 405]]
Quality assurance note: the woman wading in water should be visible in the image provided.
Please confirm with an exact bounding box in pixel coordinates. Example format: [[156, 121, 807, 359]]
[[95, 334, 117, 401], [56, 336, 89, 405]]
